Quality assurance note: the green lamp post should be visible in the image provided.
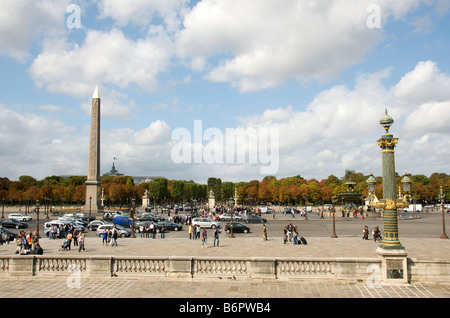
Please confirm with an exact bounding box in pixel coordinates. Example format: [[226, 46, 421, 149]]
[[376, 109, 406, 250]]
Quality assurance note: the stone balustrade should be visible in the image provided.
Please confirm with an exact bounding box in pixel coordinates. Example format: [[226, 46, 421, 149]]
[[1, 255, 449, 284]]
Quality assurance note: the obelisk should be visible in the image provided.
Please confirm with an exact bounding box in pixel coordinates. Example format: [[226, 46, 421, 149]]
[[84, 86, 102, 213]]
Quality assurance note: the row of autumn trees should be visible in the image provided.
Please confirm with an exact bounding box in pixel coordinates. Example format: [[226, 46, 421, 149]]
[[1, 171, 449, 207]]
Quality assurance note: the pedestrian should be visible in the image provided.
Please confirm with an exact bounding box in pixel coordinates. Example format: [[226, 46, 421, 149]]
[[15, 233, 22, 254], [213, 228, 221, 247], [283, 226, 288, 244], [189, 224, 193, 239], [150, 222, 156, 239], [196, 224, 201, 239], [73, 229, 79, 247], [139, 224, 144, 238], [111, 226, 118, 247], [66, 231, 72, 250], [201, 228, 208, 248], [78, 232, 85, 252], [362, 225, 369, 240], [287, 223, 293, 242], [102, 229, 108, 245], [262, 224, 267, 241], [293, 227, 299, 245], [160, 224, 166, 239]]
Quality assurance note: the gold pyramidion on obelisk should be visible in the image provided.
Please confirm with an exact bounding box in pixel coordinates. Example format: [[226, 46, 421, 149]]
[[84, 85, 102, 215]]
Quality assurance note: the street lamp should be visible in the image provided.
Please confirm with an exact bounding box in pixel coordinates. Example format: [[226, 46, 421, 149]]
[[440, 186, 448, 239], [131, 197, 136, 238], [36, 200, 40, 236], [89, 196, 92, 216], [331, 196, 337, 238]]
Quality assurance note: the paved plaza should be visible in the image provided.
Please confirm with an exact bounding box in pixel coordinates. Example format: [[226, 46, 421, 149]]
[[1, 210, 449, 302], [1, 234, 449, 300]]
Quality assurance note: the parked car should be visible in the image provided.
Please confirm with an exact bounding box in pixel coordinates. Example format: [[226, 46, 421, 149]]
[[76, 213, 96, 221], [96, 224, 132, 237], [192, 217, 220, 229], [113, 215, 133, 227], [8, 213, 32, 222], [0, 227, 17, 241], [157, 220, 182, 231], [242, 215, 267, 223], [87, 220, 108, 231], [1, 219, 28, 229], [218, 213, 242, 221], [136, 212, 165, 222], [224, 222, 250, 234]]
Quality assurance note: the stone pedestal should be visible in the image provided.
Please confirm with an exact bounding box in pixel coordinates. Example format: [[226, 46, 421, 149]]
[[376, 247, 409, 284]]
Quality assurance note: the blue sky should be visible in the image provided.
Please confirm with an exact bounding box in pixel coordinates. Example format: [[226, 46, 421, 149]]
[[1, 0, 450, 183]]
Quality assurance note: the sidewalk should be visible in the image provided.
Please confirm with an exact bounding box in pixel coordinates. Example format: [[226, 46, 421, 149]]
[[1, 235, 449, 299]]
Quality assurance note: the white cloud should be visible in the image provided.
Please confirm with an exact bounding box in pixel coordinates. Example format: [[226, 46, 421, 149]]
[[392, 60, 450, 108], [0, 0, 70, 62], [30, 28, 173, 97], [176, 0, 421, 92], [97, 0, 189, 32]]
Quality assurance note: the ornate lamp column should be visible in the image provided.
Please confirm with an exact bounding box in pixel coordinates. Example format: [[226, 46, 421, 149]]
[[375, 109, 409, 284], [377, 110, 404, 250]]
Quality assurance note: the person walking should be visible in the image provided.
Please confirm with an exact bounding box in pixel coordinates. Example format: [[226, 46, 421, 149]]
[[77, 232, 85, 252], [189, 224, 193, 239], [201, 228, 208, 248], [283, 226, 288, 244], [213, 228, 221, 247], [362, 225, 369, 240], [66, 231, 72, 250], [102, 229, 108, 245], [262, 224, 267, 241], [111, 226, 118, 247], [160, 223, 166, 239]]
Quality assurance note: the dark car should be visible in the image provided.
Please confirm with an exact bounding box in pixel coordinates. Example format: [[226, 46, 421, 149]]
[[0, 227, 18, 241], [157, 220, 182, 231], [1, 219, 28, 229], [242, 215, 267, 223], [224, 222, 250, 234], [137, 213, 165, 222]]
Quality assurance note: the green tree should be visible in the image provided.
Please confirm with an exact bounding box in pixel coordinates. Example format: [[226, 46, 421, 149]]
[[207, 177, 222, 201]]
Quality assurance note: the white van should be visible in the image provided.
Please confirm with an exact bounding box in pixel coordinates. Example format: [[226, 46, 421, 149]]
[[402, 204, 422, 212]]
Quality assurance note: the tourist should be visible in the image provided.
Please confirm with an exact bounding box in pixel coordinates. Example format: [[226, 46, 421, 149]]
[[139, 224, 144, 238], [66, 231, 72, 250], [213, 228, 221, 247], [188, 224, 193, 239], [293, 227, 299, 245], [73, 228, 79, 247], [34, 243, 44, 255], [160, 223, 166, 239], [286, 223, 293, 242], [283, 226, 288, 244], [362, 225, 369, 240], [78, 232, 85, 252], [102, 229, 108, 245], [15, 232, 23, 254], [373, 226, 381, 242], [196, 224, 201, 239], [201, 228, 208, 248], [262, 224, 267, 241], [111, 226, 118, 247]]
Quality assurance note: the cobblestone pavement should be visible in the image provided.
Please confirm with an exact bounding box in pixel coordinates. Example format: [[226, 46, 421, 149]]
[[0, 277, 449, 299], [1, 235, 449, 300]]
